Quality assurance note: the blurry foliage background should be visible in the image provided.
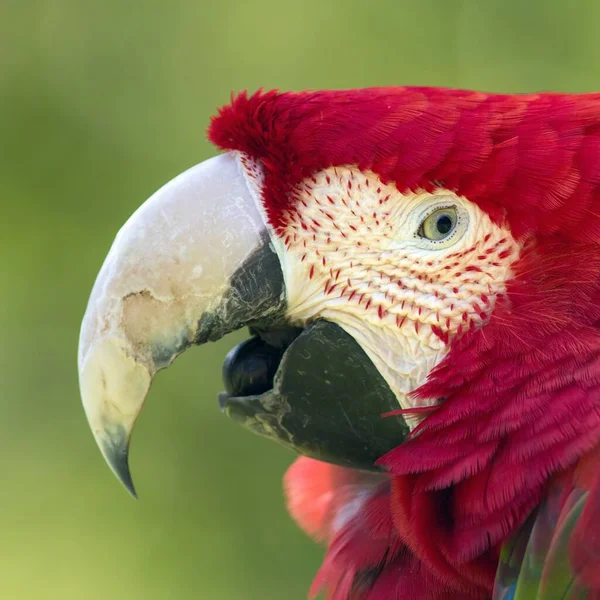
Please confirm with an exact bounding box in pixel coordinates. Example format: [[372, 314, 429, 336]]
[[1, 1, 599, 598]]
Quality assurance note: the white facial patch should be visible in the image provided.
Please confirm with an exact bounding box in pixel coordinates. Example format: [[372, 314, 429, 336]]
[[273, 166, 520, 418]]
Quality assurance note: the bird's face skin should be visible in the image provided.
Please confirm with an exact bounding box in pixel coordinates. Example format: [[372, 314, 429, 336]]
[[263, 160, 520, 414]]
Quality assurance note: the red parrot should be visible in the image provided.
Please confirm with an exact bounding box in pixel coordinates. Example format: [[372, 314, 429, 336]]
[[78, 87, 600, 599]]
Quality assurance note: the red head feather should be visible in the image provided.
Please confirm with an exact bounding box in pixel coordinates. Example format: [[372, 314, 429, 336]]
[[208, 88, 600, 598], [209, 87, 600, 240]]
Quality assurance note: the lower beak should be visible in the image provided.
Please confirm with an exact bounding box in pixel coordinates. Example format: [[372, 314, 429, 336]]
[[78, 152, 285, 496]]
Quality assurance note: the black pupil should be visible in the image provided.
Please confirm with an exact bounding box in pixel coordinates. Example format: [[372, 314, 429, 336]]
[[436, 214, 453, 235]]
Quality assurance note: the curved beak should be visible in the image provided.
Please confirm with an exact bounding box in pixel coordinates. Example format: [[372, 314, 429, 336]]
[[78, 152, 285, 496]]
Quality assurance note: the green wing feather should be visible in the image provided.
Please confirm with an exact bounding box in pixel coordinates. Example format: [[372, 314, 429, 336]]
[[492, 457, 599, 600]]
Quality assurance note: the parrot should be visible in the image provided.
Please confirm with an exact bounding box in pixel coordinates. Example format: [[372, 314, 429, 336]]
[[77, 87, 600, 599]]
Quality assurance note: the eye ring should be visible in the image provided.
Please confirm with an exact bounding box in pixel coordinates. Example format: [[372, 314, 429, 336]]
[[418, 206, 458, 241]]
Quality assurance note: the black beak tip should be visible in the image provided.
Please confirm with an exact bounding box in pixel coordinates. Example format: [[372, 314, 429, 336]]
[[101, 438, 138, 499]]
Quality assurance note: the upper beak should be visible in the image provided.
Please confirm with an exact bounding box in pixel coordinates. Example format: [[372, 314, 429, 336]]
[[78, 152, 285, 496]]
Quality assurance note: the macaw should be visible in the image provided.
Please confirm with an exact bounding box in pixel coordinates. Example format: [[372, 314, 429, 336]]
[[78, 87, 600, 599]]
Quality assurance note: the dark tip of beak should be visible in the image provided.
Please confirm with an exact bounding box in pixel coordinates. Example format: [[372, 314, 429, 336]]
[[101, 436, 138, 499]]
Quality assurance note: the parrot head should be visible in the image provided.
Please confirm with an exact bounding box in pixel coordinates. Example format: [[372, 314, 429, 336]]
[[78, 89, 600, 575]]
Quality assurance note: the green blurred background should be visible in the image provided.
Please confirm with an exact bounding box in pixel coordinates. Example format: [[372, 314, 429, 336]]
[[1, 1, 599, 598]]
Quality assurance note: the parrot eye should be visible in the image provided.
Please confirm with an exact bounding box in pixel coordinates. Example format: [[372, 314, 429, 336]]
[[418, 207, 458, 241]]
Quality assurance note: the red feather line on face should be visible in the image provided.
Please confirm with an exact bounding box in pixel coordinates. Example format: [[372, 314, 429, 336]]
[[209, 89, 600, 598], [381, 405, 439, 420]]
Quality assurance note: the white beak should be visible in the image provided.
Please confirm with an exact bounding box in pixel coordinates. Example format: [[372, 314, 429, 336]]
[[78, 152, 283, 495]]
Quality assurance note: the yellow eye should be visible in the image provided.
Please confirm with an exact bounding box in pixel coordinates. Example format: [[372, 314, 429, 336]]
[[418, 207, 458, 241]]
